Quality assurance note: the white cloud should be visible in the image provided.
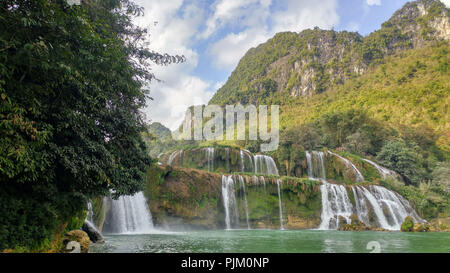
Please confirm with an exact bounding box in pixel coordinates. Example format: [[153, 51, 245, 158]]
[[130, 0, 341, 127], [210, 28, 269, 68], [207, 0, 339, 70], [440, 0, 450, 8], [366, 0, 381, 6], [199, 0, 271, 39], [132, 0, 215, 130]]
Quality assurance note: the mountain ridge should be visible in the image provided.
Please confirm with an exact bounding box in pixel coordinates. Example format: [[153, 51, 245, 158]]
[[209, 0, 449, 105]]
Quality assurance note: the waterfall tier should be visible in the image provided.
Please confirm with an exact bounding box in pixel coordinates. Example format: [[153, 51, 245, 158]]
[[307, 151, 422, 230], [103, 192, 154, 234], [162, 147, 279, 175]]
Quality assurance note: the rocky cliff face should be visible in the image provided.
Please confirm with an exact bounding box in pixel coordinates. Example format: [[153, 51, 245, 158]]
[[209, 0, 449, 105], [144, 165, 322, 230]]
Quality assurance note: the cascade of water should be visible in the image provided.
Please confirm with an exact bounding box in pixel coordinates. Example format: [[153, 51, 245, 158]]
[[240, 150, 245, 172], [238, 176, 251, 229], [167, 150, 183, 166], [103, 192, 154, 234], [277, 179, 285, 230], [221, 175, 239, 229], [254, 155, 279, 175], [328, 151, 364, 182], [205, 148, 215, 172], [85, 201, 103, 237], [87, 201, 94, 223], [370, 185, 422, 229], [355, 186, 392, 229], [307, 151, 354, 230], [362, 159, 396, 179], [318, 183, 353, 230], [240, 150, 255, 173], [260, 176, 267, 193], [305, 151, 313, 178]]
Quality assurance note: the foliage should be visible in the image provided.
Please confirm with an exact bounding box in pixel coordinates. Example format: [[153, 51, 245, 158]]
[[432, 162, 450, 194], [0, 0, 182, 250], [376, 139, 428, 186], [401, 216, 415, 232]]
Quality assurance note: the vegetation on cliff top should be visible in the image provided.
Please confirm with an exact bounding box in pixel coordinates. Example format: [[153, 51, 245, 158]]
[[0, 0, 182, 251]]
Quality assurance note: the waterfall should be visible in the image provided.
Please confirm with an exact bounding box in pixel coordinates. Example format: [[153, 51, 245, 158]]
[[167, 150, 183, 166], [238, 176, 251, 229], [205, 147, 215, 172], [103, 192, 154, 234], [254, 155, 279, 175], [318, 182, 353, 230], [307, 150, 423, 230], [240, 150, 255, 173], [277, 179, 285, 230], [87, 201, 94, 223], [306, 151, 326, 179], [240, 150, 245, 172], [328, 151, 364, 182], [362, 158, 397, 179], [222, 175, 239, 229]]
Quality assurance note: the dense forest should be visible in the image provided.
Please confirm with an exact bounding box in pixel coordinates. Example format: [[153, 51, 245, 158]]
[[0, 0, 183, 251]]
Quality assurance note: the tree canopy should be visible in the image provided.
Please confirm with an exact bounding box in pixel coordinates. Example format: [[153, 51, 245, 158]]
[[0, 0, 183, 250]]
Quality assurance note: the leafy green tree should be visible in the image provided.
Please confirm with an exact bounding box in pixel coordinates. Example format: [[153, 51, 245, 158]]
[[0, 0, 183, 250], [376, 139, 427, 186], [432, 162, 450, 194]]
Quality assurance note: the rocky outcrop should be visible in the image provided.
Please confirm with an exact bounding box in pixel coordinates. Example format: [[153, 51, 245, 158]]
[[61, 230, 90, 253], [82, 221, 104, 243], [144, 164, 321, 230], [339, 214, 390, 231]]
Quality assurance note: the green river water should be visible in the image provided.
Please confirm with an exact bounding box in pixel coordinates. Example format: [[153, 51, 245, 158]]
[[89, 229, 450, 253]]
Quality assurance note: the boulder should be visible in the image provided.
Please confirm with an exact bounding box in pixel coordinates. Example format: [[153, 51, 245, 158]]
[[82, 221, 104, 243], [413, 223, 425, 232], [62, 230, 90, 253], [401, 216, 414, 232]]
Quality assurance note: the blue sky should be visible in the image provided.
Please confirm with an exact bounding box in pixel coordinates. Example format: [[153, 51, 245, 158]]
[[132, 0, 449, 130]]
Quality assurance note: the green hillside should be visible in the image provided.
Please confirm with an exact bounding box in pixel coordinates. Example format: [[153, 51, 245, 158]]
[[205, 0, 449, 190]]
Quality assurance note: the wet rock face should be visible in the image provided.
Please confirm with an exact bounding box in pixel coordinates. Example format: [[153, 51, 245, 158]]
[[145, 165, 322, 230], [61, 230, 90, 253], [82, 221, 104, 243]]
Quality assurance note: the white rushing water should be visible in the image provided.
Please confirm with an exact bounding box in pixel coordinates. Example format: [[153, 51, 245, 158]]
[[238, 176, 251, 229], [254, 155, 279, 175], [222, 175, 240, 230], [167, 150, 183, 166], [240, 150, 254, 173], [307, 151, 422, 230], [205, 147, 215, 172], [104, 192, 154, 234], [362, 158, 397, 179]]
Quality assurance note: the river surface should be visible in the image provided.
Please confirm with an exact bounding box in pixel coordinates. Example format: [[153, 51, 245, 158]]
[[90, 229, 450, 253]]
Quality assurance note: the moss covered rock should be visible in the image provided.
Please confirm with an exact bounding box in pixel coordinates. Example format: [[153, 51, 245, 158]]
[[401, 216, 415, 232], [61, 230, 90, 253], [144, 164, 322, 230]]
